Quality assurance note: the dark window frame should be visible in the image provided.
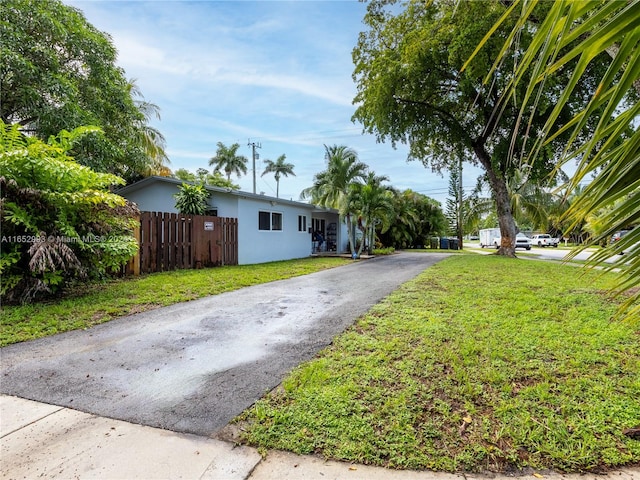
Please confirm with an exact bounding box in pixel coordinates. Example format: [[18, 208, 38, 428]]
[[298, 215, 307, 232], [258, 210, 283, 231]]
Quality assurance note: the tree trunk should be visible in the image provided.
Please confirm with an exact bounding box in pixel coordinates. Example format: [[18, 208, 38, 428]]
[[369, 224, 375, 255], [494, 180, 517, 257], [472, 142, 517, 257], [357, 233, 365, 257], [345, 214, 356, 256]]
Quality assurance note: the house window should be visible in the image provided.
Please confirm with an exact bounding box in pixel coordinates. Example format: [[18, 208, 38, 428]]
[[205, 208, 218, 217], [298, 215, 307, 232], [259, 211, 271, 230], [271, 212, 282, 231], [258, 211, 282, 231]]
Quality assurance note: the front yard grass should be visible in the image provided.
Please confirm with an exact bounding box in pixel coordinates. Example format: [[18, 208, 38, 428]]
[[237, 255, 640, 473], [0, 257, 350, 346]]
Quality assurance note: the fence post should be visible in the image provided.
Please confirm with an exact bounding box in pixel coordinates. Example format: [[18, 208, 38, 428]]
[[128, 214, 141, 276]]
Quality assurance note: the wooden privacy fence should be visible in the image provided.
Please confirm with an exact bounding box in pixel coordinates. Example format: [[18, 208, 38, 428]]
[[128, 212, 238, 274]]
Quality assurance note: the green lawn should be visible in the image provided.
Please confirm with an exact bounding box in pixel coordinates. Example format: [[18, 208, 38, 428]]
[[0, 257, 350, 346], [237, 255, 640, 473], [2, 252, 638, 473]]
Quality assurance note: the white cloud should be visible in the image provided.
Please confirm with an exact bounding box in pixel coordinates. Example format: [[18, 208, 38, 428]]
[[62, 0, 455, 204]]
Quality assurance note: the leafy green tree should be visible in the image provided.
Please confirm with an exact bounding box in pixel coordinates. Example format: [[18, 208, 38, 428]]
[[352, 0, 607, 257], [469, 0, 639, 315], [173, 168, 239, 189], [380, 190, 420, 248], [0, 0, 167, 181], [173, 183, 211, 215], [173, 168, 197, 183], [261, 154, 295, 198], [209, 142, 248, 181], [378, 190, 445, 249], [301, 145, 368, 255], [1, 123, 139, 304]]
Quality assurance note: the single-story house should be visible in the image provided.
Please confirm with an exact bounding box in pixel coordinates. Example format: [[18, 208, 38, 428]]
[[117, 176, 348, 265]]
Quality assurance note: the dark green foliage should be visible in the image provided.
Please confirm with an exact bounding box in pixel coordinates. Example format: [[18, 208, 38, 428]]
[[351, 0, 609, 256], [0, 0, 164, 180], [173, 183, 211, 215], [0, 123, 139, 303], [378, 190, 446, 249], [173, 168, 239, 190]]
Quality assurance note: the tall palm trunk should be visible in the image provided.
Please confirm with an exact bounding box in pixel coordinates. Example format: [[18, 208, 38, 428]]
[[345, 213, 357, 256]]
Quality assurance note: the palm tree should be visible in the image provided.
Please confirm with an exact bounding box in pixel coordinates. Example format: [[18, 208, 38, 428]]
[[301, 145, 368, 254], [209, 142, 248, 181], [127, 79, 170, 175], [261, 154, 295, 198], [467, 0, 640, 316], [347, 172, 395, 255]]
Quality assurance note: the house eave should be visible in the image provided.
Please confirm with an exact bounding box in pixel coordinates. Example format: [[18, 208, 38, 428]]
[[116, 176, 336, 212]]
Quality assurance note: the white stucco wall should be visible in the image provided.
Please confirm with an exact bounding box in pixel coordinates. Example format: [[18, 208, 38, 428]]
[[209, 194, 238, 217], [237, 196, 313, 264], [119, 179, 327, 265], [122, 182, 240, 218], [123, 182, 182, 213]]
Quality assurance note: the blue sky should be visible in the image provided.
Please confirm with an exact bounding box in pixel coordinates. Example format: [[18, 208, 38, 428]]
[[67, 0, 483, 204]]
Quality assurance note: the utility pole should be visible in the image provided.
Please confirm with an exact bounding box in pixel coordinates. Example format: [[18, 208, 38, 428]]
[[248, 139, 261, 194]]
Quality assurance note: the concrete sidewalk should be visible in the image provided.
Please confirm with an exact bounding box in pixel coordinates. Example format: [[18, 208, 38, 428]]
[[2, 395, 638, 480]]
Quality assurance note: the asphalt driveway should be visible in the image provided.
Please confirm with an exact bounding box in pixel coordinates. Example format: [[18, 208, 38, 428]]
[[1, 252, 447, 436]]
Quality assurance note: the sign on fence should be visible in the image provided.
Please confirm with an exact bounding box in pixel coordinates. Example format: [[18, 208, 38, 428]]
[[129, 212, 238, 274]]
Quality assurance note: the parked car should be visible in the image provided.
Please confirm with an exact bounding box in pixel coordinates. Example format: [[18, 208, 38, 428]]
[[611, 230, 630, 243], [493, 233, 531, 250], [531, 234, 560, 247]]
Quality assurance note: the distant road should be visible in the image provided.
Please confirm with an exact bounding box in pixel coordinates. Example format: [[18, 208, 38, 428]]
[[464, 242, 620, 264]]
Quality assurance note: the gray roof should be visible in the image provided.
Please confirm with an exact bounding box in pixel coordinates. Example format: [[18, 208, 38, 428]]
[[116, 176, 336, 213]]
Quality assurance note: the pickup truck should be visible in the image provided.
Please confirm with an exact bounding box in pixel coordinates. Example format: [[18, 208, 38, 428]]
[[531, 234, 560, 247], [493, 233, 532, 250]]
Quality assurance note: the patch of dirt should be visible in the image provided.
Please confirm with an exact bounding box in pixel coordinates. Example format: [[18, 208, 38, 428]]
[[216, 421, 249, 443]]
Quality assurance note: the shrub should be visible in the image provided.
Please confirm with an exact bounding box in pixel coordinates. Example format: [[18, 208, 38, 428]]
[[0, 122, 139, 303], [372, 247, 395, 255], [174, 183, 211, 215]]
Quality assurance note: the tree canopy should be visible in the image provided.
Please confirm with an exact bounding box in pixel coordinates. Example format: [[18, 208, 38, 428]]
[[378, 189, 446, 249], [467, 0, 639, 316], [352, 0, 608, 256], [173, 168, 240, 190], [0, 0, 167, 180], [0, 122, 138, 303]]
